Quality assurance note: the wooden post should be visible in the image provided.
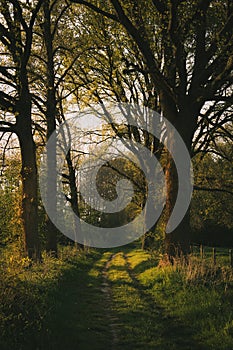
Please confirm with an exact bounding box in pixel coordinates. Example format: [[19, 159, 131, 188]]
[[212, 247, 216, 265], [190, 245, 193, 255], [229, 249, 233, 268], [200, 244, 204, 259]]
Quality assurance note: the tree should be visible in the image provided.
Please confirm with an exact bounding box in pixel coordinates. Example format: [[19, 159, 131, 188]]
[[0, 0, 43, 260], [31, 0, 85, 251], [41, 0, 59, 255], [80, 155, 146, 227], [71, 0, 233, 259]]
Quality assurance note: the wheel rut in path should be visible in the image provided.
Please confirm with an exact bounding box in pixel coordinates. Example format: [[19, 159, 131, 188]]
[[103, 251, 208, 350]]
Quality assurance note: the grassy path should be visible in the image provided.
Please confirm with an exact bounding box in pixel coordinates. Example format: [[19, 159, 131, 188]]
[[39, 247, 211, 350], [41, 251, 113, 350], [1, 245, 232, 349], [103, 251, 207, 350]]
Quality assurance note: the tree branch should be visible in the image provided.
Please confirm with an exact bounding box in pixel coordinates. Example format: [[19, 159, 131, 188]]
[[9, 0, 28, 33], [0, 121, 16, 133], [206, 11, 233, 61], [194, 185, 233, 196], [151, 0, 167, 14], [71, 0, 119, 22], [30, 0, 45, 30], [0, 92, 16, 113], [110, 0, 176, 102]]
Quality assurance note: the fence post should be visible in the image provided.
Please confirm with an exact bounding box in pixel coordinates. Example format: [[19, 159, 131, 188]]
[[200, 244, 204, 259], [190, 245, 193, 254], [229, 249, 233, 268], [212, 247, 216, 265]]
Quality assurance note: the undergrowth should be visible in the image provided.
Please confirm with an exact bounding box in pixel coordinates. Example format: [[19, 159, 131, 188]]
[[134, 252, 233, 349], [0, 244, 89, 350]]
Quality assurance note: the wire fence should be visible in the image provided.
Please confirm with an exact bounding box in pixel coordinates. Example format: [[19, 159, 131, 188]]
[[191, 244, 233, 267]]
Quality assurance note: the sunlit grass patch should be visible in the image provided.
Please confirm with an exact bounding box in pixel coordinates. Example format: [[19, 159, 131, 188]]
[[135, 254, 233, 349], [107, 252, 131, 283], [88, 251, 111, 278], [112, 284, 143, 310], [108, 268, 131, 283], [126, 249, 151, 270]]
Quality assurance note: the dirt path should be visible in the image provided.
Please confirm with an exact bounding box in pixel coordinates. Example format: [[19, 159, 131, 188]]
[[40, 250, 208, 350], [40, 253, 113, 350], [101, 253, 120, 350]]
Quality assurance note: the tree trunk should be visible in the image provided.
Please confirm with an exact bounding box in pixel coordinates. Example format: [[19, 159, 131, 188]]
[[44, 110, 57, 256], [162, 101, 195, 261], [44, 0, 58, 256], [66, 151, 85, 250], [164, 152, 191, 260], [141, 132, 163, 250], [17, 96, 40, 261]]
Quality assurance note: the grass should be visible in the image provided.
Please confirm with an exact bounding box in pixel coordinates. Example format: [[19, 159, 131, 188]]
[[1, 243, 233, 349], [133, 252, 233, 349], [191, 244, 233, 267], [105, 249, 203, 349], [43, 250, 113, 350], [0, 247, 62, 349], [0, 244, 100, 350]]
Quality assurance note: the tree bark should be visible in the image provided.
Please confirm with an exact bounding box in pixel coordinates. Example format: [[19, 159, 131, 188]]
[[163, 104, 196, 261], [43, 0, 58, 256], [66, 151, 85, 250], [164, 152, 190, 260], [16, 93, 40, 261]]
